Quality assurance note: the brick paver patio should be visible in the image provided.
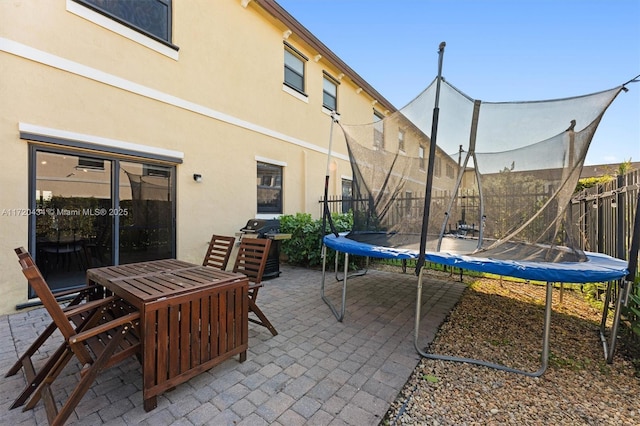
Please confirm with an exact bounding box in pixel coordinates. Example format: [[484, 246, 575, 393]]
[[0, 265, 465, 425]]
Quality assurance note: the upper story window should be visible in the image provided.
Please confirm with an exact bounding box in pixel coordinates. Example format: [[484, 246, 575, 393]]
[[74, 0, 172, 43], [323, 74, 338, 112], [284, 43, 307, 95], [398, 129, 405, 152], [257, 161, 283, 214], [446, 163, 455, 179], [419, 145, 425, 170], [434, 156, 442, 177], [373, 110, 384, 150]]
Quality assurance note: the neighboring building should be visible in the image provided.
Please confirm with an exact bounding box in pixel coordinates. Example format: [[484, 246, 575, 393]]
[[0, 1, 459, 314], [580, 162, 639, 179]]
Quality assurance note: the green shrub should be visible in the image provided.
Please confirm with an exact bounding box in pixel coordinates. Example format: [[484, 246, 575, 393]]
[[280, 211, 357, 268]]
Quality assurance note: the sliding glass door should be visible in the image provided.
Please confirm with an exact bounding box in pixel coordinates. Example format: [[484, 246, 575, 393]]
[[119, 161, 173, 264], [31, 148, 175, 295]]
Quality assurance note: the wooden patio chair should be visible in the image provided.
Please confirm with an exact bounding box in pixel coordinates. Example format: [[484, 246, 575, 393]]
[[7, 247, 141, 426], [232, 237, 278, 336], [7, 250, 106, 388], [202, 234, 236, 270]]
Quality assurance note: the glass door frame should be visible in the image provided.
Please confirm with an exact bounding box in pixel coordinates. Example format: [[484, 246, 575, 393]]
[[27, 144, 177, 297]]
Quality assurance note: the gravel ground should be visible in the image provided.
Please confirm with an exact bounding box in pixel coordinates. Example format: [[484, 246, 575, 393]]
[[382, 274, 640, 425]]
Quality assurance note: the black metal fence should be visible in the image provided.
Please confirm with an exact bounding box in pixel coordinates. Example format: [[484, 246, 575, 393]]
[[571, 170, 640, 264]]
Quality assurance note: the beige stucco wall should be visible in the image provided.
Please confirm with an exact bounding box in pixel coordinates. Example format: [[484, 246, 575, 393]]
[[0, 0, 397, 314]]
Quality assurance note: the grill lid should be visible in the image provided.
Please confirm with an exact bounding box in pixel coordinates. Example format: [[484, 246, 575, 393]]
[[240, 219, 280, 234]]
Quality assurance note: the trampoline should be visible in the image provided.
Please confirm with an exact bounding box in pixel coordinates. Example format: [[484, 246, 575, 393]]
[[324, 233, 628, 284], [319, 44, 639, 376], [322, 231, 633, 376]]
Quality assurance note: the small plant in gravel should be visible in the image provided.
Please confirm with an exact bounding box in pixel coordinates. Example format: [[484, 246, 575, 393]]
[[488, 338, 512, 347], [422, 374, 439, 383], [548, 352, 591, 371]]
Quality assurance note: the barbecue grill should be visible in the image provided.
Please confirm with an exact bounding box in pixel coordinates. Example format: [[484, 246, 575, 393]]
[[238, 219, 289, 279]]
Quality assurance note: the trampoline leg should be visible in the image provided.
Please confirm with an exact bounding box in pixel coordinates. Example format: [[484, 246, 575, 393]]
[[600, 279, 630, 363], [321, 245, 348, 322], [414, 270, 552, 377], [539, 282, 552, 374], [335, 256, 369, 281]]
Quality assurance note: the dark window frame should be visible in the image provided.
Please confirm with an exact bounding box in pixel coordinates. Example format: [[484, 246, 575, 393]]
[[398, 129, 405, 152], [283, 42, 308, 95], [73, 0, 178, 50], [322, 73, 339, 112], [373, 110, 385, 150], [257, 161, 283, 214]]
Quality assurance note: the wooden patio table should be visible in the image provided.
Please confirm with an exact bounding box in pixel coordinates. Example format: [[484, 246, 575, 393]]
[[86, 259, 248, 411]]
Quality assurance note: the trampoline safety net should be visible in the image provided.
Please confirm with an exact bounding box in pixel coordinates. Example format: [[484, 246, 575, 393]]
[[337, 79, 623, 263]]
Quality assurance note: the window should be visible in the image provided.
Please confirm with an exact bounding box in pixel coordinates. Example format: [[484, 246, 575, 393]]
[[446, 163, 455, 179], [284, 45, 306, 94], [419, 145, 425, 170], [398, 129, 405, 152], [323, 74, 338, 111], [434, 156, 442, 177], [341, 179, 352, 213], [74, 0, 172, 43], [373, 111, 384, 150], [257, 162, 283, 214]]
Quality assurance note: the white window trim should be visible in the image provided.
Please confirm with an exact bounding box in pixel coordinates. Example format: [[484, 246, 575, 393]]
[[66, 0, 179, 60], [282, 84, 309, 103], [256, 213, 281, 220], [321, 106, 334, 116], [255, 156, 287, 167]]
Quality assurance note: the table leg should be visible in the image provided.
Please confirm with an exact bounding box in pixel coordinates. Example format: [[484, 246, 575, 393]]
[[142, 312, 156, 412], [143, 396, 157, 412]]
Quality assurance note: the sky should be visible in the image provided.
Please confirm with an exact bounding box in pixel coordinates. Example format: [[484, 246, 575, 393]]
[[276, 0, 640, 166]]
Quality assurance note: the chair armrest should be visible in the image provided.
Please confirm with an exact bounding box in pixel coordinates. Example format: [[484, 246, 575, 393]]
[[69, 312, 140, 344], [63, 296, 118, 318]]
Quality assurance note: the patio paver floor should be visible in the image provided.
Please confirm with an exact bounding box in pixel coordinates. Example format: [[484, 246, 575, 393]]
[[0, 264, 465, 425]]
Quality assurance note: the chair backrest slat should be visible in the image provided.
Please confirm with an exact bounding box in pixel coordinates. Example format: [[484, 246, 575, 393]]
[[232, 238, 271, 286], [14, 247, 94, 364], [203, 235, 236, 270]]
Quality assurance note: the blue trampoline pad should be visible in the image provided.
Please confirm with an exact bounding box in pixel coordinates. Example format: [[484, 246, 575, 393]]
[[323, 233, 628, 283]]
